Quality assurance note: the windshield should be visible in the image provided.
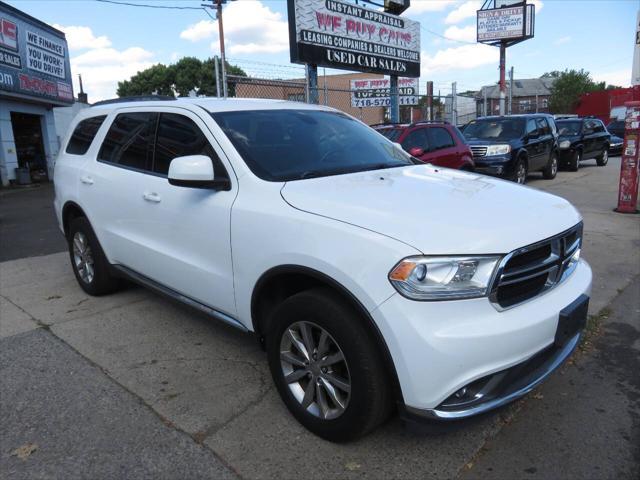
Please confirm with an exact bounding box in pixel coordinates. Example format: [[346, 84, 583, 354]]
[[211, 109, 415, 181], [557, 121, 582, 135], [463, 118, 525, 141], [376, 127, 403, 142]]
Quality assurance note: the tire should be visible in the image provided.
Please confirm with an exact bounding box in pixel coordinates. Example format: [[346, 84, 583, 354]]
[[68, 217, 120, 296], [596, 147, 609, 166], [542, 151, 558, 180], [266, 288, 392, 442], [511, 157, 528, 185], [568, 150, 580, 172]]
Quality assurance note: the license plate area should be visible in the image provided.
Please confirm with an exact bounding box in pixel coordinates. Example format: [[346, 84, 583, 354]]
[[555, 294, 589, 347]]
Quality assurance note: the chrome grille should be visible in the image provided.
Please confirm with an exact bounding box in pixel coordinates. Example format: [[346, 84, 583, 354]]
[[490, 223, 583, 310], [470, 146, 488, 158]]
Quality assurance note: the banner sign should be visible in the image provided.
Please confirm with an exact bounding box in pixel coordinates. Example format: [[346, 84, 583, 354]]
[[287, 0, 421, 77], [0, 3, 73, 105], [350, 77, 418, 107], [477, 3, 535, 43]]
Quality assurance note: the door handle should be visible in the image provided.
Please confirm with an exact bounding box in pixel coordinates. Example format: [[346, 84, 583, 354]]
[[143, 192, 161, 203], [80, 175, 94, 185]]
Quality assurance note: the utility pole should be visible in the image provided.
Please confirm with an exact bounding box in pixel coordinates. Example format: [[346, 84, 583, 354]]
[[499, 41, 506, 115], [203, 0, 228, 98], [214, 55, 221, 98], [390, 76, 399, 123], [508, 66, 514, 115], [307, 64, 318, 104], [426, 81, 433, 121], [452, 81, 457, 125], [483, 88, 487, 116]]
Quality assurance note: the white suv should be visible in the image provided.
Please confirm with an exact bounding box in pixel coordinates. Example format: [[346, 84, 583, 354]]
[[54, 97, 592, 441]]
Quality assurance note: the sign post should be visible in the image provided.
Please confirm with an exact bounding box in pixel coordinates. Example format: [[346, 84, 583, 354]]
[[615, 101, 640, 214]]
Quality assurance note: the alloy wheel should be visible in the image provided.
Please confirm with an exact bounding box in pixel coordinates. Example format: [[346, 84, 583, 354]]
[[517, 162, 527, 184], [551, 155, 558, 176], [72, 232, 95, 284], [601, 150, 608, 164], [280, 321, 351, 420]]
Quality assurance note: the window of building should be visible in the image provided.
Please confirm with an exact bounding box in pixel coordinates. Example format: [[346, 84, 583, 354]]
[[153, 113, 226, 178], [98, 112, 157, 171], [65, 115, 106, 155]]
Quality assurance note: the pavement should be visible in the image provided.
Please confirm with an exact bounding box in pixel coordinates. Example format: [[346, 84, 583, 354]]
[[0, 157, 638, 479]]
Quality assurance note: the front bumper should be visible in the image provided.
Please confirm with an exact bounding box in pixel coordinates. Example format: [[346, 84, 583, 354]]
[[371, 259, 592, 418], [473, 154, 513, 177]]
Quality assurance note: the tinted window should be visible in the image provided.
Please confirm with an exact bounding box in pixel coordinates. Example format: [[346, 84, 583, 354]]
[[401, 129, 429, 151], [526, 119, 538, 136], [557, 121, 582, 135], [66, 116, 106, 155], [594, 120, 605, 132], [376, 128, 403, 142], [211, 109, 414, 181], [153, 113, 226, 177], [98, 113, 156, 171], [536, 118, 549, 135], [429, 127, 455, 150], [463, 118, 525, 141]]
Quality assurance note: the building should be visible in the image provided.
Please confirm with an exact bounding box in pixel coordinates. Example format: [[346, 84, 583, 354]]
[[233, 72, 387, 125], [0, 1, 74, 186], [576, 86, 640, 124], [476, 78, 555, 117]]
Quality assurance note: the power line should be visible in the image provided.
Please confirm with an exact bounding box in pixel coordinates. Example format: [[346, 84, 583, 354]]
[[95, 0, 204, 10], [421, 26, 476, 46]]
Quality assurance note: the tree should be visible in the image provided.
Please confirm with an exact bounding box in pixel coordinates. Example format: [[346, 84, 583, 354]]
[[544, 69, 601, 114], [116, 57, 246, 98]]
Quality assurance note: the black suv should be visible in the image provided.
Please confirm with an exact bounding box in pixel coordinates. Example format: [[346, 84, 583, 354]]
[[462, 114, 558, 184], [556, 117, 611, 171]]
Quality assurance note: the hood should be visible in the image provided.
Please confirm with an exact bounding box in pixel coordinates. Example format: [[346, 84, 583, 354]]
[[281, 165, 581, 255]]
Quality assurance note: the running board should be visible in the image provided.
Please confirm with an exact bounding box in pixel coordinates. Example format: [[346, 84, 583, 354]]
[[112, 265, 248, 332]]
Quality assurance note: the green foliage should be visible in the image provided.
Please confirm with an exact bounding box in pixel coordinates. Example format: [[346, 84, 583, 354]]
[[116, 57, 247, 98], [544, 69, 603, 114]]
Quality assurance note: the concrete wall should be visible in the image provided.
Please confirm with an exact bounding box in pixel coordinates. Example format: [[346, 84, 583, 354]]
[[0, 98, 58, 186]]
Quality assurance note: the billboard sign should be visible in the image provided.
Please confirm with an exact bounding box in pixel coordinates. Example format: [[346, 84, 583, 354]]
[[0, 3, 73, 105], [477, 3, 535, 44], [287, 0, 421, 77], [350, 77, 418, 107]]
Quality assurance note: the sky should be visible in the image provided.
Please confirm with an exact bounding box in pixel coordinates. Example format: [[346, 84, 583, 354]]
[[5, 0, 638, 101]]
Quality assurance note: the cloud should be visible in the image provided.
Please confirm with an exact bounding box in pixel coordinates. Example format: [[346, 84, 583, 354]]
[[421, 43, 498, 73], [71, 47, 155, 101], [554, 36, 571, 45], [52, 24, 111, 50], [407, 0, 457, 14], [445, 1, 481, 24], [443, 25, 476, 43], [592, 69, 631, 88], [180, 0, 288, 55]]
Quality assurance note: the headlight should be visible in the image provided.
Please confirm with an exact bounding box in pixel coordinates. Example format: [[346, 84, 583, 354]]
[[389, 256, 502, 300], [485, 145, 511, 156], [559, 140, 571, 149]]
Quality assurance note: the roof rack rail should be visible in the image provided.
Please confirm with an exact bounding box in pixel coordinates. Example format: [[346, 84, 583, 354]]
[[413, 120, 449, 125], [92, 95, 176, 107]]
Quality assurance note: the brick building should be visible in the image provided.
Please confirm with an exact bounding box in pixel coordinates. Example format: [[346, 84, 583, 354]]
[[476, 78, 555, 116]]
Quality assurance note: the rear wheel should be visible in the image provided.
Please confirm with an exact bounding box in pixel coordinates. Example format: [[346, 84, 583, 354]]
[[596, 147, 609, 166], [68, 217, 120, 295], [542, 152, 558, 179], [568, 150, 581, 172], [266, 288, 392, 442]]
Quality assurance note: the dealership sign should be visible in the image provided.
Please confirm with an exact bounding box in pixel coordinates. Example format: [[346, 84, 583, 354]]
[[0, 3, 73, 105], [287, 0, 421, 77], [477, 3, 535, 44], [350, 77, 418, 107]]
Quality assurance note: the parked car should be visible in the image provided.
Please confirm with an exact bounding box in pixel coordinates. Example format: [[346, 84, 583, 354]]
[[608, 134, 623, 156], [462, 114, 559, 184], [373, 121, 474, 170], [606, 119, 624, 138], [54, 98, 592, 441], [556, 117, 610, 171]]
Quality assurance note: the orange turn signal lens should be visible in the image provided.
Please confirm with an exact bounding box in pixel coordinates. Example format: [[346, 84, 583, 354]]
[[389, 260, 417, 281]]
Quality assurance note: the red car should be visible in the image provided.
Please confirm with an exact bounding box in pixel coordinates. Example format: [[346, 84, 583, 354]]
[[373, 121, 474, 170]]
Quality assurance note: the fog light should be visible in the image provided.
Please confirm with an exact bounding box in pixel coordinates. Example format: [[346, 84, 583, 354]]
[[454, 387, 468, 398]]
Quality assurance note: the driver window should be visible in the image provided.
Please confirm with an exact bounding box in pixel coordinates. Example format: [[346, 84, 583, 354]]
[[526, 119, 538, 136]]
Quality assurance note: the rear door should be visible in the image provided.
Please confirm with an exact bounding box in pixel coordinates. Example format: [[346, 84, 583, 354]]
[[582, 120, 598, 158], [424, 126, 462, 168], [525, 118, 544, 169], [536, 117, 553, 166]]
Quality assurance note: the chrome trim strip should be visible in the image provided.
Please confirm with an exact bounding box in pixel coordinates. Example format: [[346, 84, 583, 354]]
[[112, 265, 248, 332], [406, 332, 581, 421]]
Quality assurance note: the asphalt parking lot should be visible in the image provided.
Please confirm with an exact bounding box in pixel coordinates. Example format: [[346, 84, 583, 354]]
[[1, 157, 639, 479]]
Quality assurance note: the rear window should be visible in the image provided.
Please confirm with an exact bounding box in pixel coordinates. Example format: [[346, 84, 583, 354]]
[[376, 127, 403, 142], [65, 116, 106, 155]]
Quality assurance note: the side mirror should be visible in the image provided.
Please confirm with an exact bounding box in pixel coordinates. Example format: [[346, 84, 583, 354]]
[[168, 155, 230, 190], [409, 147, 425, 157]]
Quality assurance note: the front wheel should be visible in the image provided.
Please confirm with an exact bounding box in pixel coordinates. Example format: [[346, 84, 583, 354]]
[[542, 152, 558, 179], [596, 148, 609, 166], [266, 288, 392, 442], [568, 150, 581, 172], [512, 157, 528, 185]]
